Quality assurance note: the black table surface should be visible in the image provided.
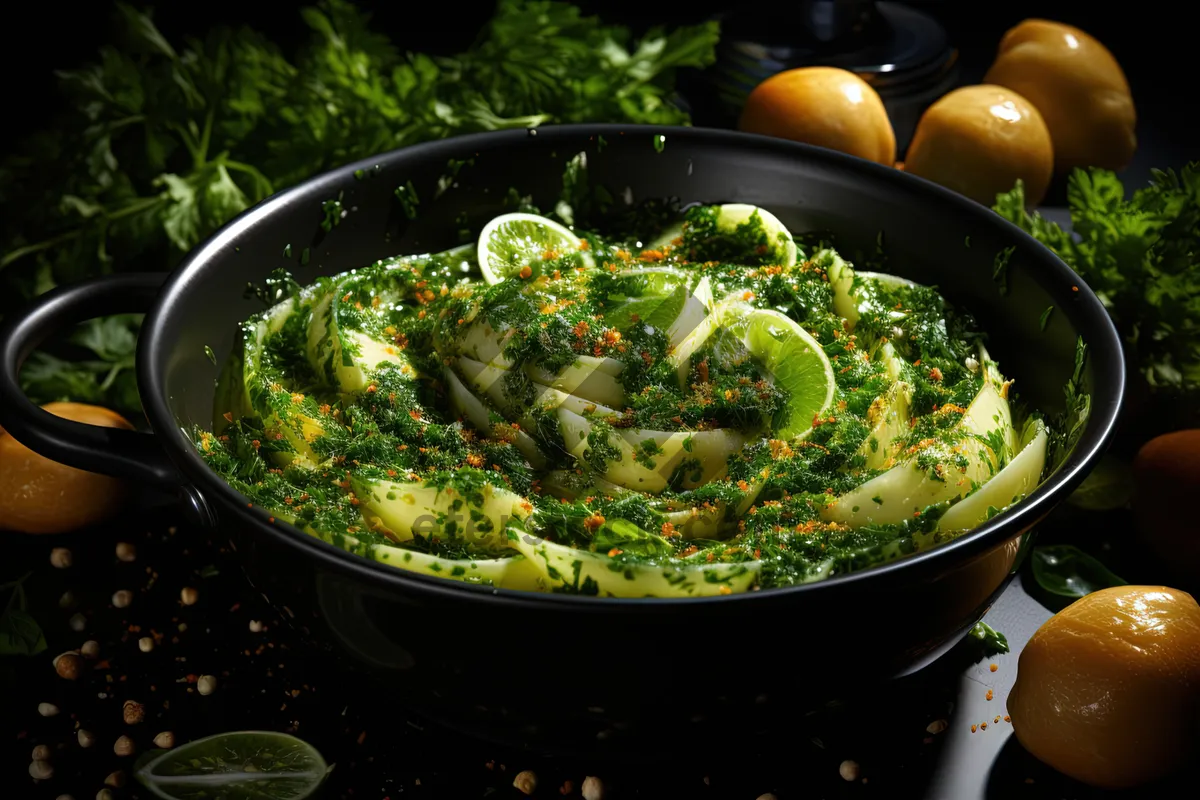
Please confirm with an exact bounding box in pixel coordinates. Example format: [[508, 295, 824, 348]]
[[3, 488, 1180, 800]]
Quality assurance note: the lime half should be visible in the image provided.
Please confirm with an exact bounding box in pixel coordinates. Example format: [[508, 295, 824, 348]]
[[135, 731, 330, 800], [740, 309, 835, 440], [477, 212, 585, 285]]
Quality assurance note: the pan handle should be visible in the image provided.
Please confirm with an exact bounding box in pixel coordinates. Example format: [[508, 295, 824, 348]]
[[0, 273, 183, 488]]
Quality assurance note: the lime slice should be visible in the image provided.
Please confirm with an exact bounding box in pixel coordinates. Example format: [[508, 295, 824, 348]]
[[739, 309, 836, 440], [646, 204, 798, 267], [477, 212, 585, 285], [135, 731, 330, 800]]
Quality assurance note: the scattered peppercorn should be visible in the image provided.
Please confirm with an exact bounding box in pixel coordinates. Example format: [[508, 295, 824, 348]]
[[839, 760, 860, 781], [38, 702, 59, 717], [32, 744, 52, 761], [153, 731, 176, 749], [197, 674, 218, 695], [113, 735, 136, 757], [50, 547, 72, 569], [138, 637, 155, 653], [180, 586, 199, 606], [68, 613, 87, 632], [28, 760, 54, 780], [123, 700, 145, 724], [581, 776, 605, 800], [116, 541, 137, 562], [54, 651, 84, 680], [80, 639, 100, 659], [112, 589, 133, 608], [513, 770, 538, 795], [77, 729, 95, 748]]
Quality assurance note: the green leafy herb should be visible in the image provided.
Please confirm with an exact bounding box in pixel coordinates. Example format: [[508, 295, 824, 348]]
[[1039, 305, 1054, 331], [1030, 544, 1126, 598], [967, 621, 1009, 655], [1, 0, 719, 414], [995, 167, 1200, 413], [0, 573, 47, 657]]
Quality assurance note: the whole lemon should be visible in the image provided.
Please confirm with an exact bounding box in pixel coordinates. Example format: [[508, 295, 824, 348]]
[[1008, 585, 1200, 789], [0, 402, 133, 534], [904, 85, 1054, 206], [984, 19, 1136, 172], [738, 67, 896, 166]]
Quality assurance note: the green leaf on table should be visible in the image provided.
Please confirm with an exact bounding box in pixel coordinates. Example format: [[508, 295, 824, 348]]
[[967, 621, 1009, 655], [1031, 544, 1127, 598], [1067, 454, 1135, 510], [0, 609, 48, 657]]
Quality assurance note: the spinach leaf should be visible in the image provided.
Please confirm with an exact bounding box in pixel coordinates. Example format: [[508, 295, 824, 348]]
[[1031, 544, 1127, 598]]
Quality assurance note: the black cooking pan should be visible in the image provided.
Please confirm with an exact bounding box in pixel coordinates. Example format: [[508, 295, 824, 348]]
[[0, 125, 1123, 756]]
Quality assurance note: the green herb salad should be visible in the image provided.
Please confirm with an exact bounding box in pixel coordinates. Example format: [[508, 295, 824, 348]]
[[195, 200, 1053, 597]]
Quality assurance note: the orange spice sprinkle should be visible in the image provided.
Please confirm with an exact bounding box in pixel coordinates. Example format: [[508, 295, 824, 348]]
[[981, 722, 988, 730], [929, 367, 943, 382], [1004, 715, 1011, 723], [971, 724, 977, 733], [518, 265, 532, 279], [584, 514, 606, 532], [465, 453, 484, 468], [606, 547, 622, 557], [989, 663, 998, 672], [986, 689, 993, 701]]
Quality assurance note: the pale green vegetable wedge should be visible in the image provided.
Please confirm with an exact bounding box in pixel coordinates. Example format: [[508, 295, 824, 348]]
[[823, 381, 1013, 526], [938, 418, 1047, 532], [509, 529, 760, 597]]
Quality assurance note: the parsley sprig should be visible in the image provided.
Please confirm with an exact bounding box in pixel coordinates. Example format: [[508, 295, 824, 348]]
[[0, 0, 719, 414], [994, 165, 1200, 420]]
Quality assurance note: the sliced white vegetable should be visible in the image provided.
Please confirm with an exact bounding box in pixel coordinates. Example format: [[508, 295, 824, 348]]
[[668, 299, 752, 390], [556, 408, 744, 492], [307, 289, 412, 395], [455, 357, 618, 423], [938, 418, 1047, 532], [822, 249, 859, 329], [370, 545, 544, 590], [525, 359, 625, 408], [822, 381, 1012, 527], [353, 476, 531, 551], [443, 367, 547, 469], [858, 380, 914, 470], [509, 531, 759, 597]]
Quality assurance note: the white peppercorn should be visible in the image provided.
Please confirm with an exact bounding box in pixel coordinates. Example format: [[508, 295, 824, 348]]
[[512, 770, 537, 795], [153, 731, 175, 749], [29, 760, 54, 779], [197, 674, 217, 695], [111, 590, 133, 609], [138, 637, 154, 652], [113, 735, 135, 757], [77, 729, 95, 748], [80, 640, 100, 659], [38, 702, 59, 717], [116, 542, 137, 562], [50, 548, 72, 569], [582, 775, 606, 800]]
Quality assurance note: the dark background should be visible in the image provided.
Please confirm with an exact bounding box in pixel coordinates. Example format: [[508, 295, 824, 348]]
[[2, 1, 1196, 182]]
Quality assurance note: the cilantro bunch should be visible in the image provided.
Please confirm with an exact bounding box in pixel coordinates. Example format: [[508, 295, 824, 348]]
[[994, 165, 1200, 421], [0, 0, 719, 414]]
